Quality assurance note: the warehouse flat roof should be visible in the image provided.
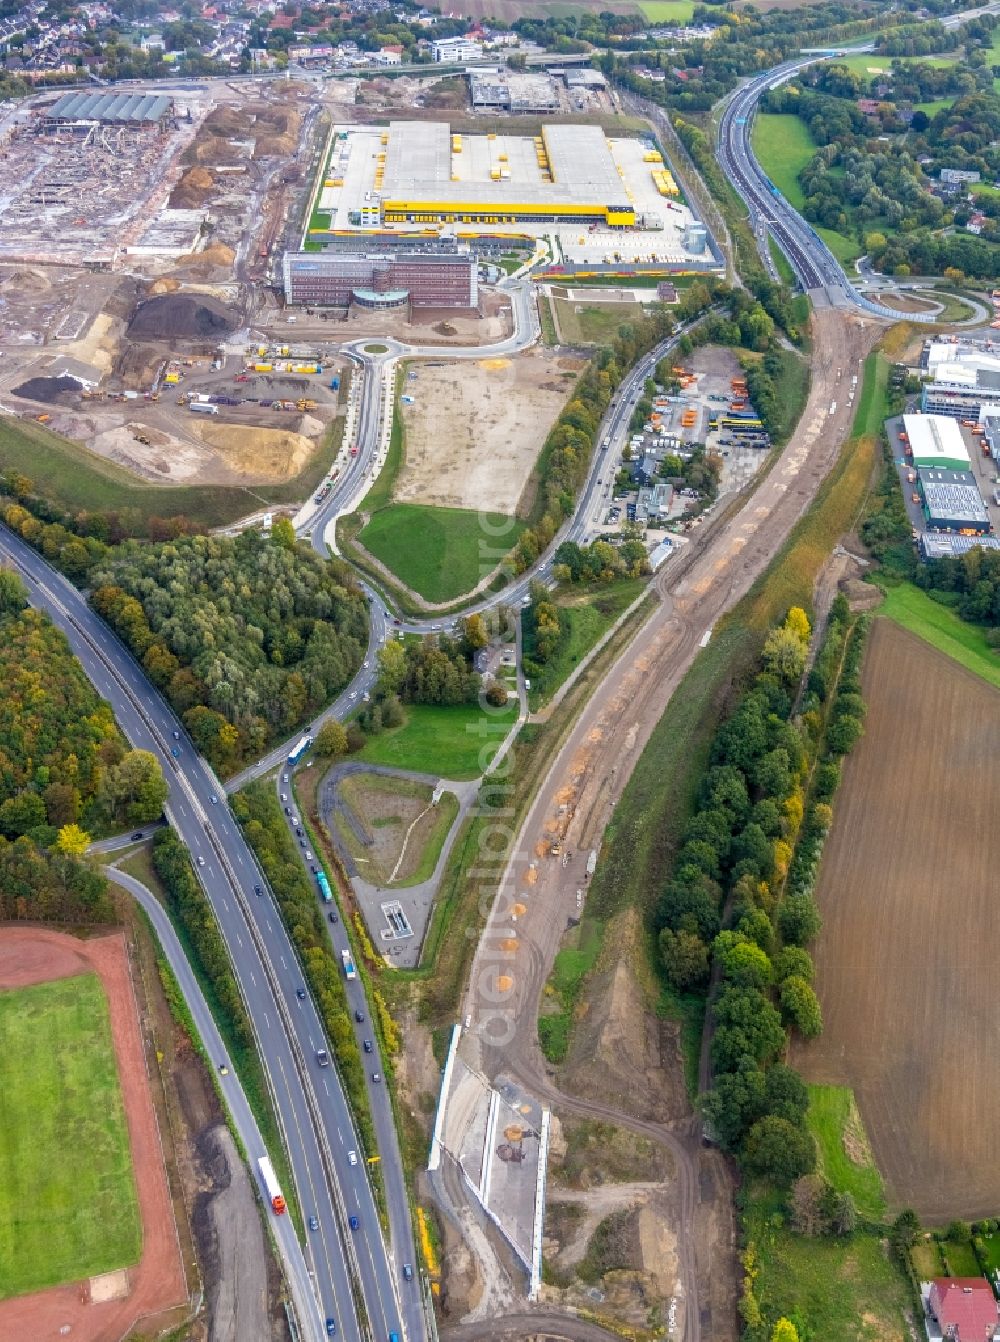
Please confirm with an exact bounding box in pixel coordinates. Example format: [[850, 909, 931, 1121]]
[[918, 467, 990, 527], [921, 533, 1000, 558], [904, 413, 971, 470], [380, 121, 629, 208], [46, 91, 172, 123]]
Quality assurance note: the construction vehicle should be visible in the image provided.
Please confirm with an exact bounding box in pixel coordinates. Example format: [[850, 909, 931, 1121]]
[[35, 413, 50, 424], [296, 399, 317, 411], [133, 431, 151, 445]]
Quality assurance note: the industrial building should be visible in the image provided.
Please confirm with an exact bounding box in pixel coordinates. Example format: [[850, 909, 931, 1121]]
[[921, 341, 1000, 419], [916, 467, 990, 533], [377, 120, 634, 227], [282, 249, 478, 310], [468, 71, 559, 114], [902, 414, 972, 472], [920, 533, 1000, 559], [42, 90, 174, 131]]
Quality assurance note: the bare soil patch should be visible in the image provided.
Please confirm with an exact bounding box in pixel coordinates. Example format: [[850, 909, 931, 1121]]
[[194, 422, 318, 481], [794, 617, 1000, 1221], [0, 926, 186, 1342], [397, 348, 584, 515]]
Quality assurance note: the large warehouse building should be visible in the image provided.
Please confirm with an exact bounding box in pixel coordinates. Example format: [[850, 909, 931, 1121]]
[[378, 121, 635, 227], [42, 91, 174, 132], [282, 249, 478, 310], [903, 414, 972, 472]]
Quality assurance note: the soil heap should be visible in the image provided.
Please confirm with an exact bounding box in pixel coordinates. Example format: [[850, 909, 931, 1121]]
[[128, 293, 238, 343]]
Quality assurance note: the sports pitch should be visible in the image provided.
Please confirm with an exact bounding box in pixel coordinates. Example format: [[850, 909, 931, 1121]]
[[0, 972, 141, 1298]]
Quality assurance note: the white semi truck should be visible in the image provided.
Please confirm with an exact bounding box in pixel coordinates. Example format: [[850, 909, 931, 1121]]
[[258, 1155, 286, 1214]]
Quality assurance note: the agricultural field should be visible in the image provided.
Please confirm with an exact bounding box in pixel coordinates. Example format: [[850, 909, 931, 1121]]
[[332, 771, 459, 886], [0, 972, 140, 1298], [359, 502, 525, 603], [794, 617, 1000, 1221]]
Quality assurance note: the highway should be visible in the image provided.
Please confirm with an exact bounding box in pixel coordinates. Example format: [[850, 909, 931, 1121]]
[[717, 2, 1000, 316], [0, 526, 411, 1342]]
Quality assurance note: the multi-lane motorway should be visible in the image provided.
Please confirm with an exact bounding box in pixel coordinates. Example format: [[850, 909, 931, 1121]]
[[0, 527, 411, 1342]]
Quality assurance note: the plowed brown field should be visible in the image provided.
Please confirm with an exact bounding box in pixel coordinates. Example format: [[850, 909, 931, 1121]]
[[794, 618, 1000, 1222]]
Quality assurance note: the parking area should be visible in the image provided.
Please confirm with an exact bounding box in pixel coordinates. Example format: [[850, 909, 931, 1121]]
[[599, 344, 770, 548]]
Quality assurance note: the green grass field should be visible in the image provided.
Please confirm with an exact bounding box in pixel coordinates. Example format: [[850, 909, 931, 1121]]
[[806, 1085, 886, 1220], [359, 503, 525, 603], [831, 53, 956, 77], [551, 299, 643, 346], [745, 1189, 912, 1340], [0, 405, 343, 530], [638, 0, 695, 21], [878, 583, 1000, 690], [751, 114, 861, 263], [0, 973, 141, 1299], [355, 700, 518, 779]]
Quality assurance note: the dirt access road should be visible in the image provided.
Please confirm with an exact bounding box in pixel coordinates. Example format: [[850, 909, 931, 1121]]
[[456, 307, 878, 1341]]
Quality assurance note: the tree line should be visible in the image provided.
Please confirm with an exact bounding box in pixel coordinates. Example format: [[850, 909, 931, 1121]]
[[0, 567, 168, 851], [86, 530, 368, 773]]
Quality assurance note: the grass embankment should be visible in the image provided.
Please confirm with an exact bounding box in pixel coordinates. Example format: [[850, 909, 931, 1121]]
[[0, 390, 346, 531], [744, 1188, 913, 1341], [751, 113, 861, 265], [806, 1085, 886, 1221], [538, 921, 603, 1063], [553, 352, 883, 1090], [360, 503, 525, 604], [355, 700, 518, 779], [0, 973, 141, 1298], [852, 350, 890, 438], [877, 583, 1000, 690], [528, 579, 648, 710]]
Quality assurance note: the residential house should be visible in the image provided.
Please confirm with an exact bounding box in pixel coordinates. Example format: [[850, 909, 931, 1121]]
[[925, 1278, 1000, 1342]]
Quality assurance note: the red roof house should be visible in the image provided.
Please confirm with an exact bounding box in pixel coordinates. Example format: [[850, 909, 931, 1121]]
[[928, 1279, 1000, 1340]]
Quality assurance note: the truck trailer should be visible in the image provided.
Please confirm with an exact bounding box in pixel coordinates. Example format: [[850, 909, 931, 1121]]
[[341, 948, 357, 980], [258, 1156, 286, 1214], [189, 401, 219, 415]]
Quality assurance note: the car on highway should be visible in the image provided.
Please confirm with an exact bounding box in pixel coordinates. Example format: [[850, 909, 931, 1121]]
[[325, 1320, 336, 1336], [354, 1009, 364, 1023], [171, 746, 180, 758], [281, 793, 288, 802], [254, 885, 262, 896], [316, 1049, 330, 1067], [131, 831, 144, 841], [308, 1215, 319, 1231], [172, 730, 181, 740], [295, 827, 304, 837], [296, 988, 306, 1000], [363, 1039, 373, 1053], [305, 850, 313, 862], [348, 1150, 357, 1166], [197, 856, 205, 866], [349, 1214, 359, 1230], [284, 806, 292, 816], [402, 1264, 413, 1281], [328, 910, 338, 924]]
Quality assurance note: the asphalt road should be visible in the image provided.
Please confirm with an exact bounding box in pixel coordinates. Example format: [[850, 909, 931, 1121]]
[[106, 865, 318, 1334], [0, 526, 408, 1342]]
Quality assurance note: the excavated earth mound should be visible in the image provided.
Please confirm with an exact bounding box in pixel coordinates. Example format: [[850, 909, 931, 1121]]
[[127, 293, 238, 342]]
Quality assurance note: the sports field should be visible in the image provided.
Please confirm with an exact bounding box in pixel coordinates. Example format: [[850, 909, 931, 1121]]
[[794, 618, 1000, 1220], [0, 972, 141, 1298], [359, 502, 524, 603]]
